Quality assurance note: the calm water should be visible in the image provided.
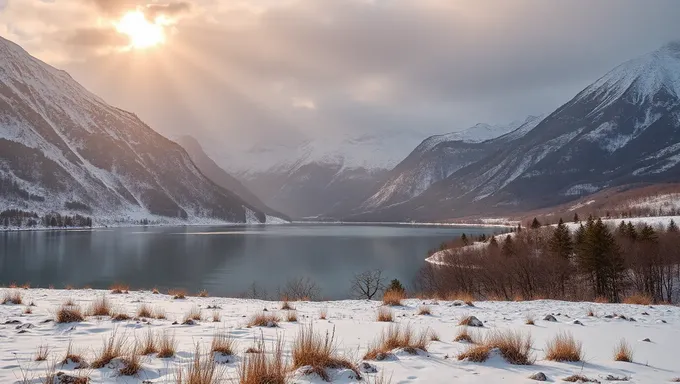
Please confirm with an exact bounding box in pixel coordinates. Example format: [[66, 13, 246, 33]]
[[0, 224, 503, 299]]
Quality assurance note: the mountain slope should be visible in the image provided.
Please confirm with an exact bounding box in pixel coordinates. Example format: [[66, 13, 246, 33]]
[[175, 135, 289, 220], [0, 36, 280, 224], [348, 42, 680, 221]]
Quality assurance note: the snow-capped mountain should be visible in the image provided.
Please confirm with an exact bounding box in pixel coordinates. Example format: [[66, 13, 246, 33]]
[[0, 36, 282, 224], [356, 115, 544, 212], [348, 41, 680, 221]]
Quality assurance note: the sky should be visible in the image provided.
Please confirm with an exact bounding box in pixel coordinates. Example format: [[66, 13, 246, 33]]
[[1, 0, 680, 169]]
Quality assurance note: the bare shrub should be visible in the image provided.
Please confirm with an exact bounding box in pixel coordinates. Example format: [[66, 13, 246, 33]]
[[623, 294, 653, 305], [87, 295, 111, 317], [292, 325, 359, 381], [136, 303, 152, 318], [110, 283, 129, 294], [91, 329, 129, 368], [350, 270, 385, 300], [382, 289, 406, 306], [157, 331, 177, 358], [2, 290, 22, 305], [417, 305, 431, 316], [56, 303, 84, 323], [614, 339, 633, 362], [376, 307, 393, 322], [545, 332, 583, 362], [176, 344, 224, 384], [281, 277, 321, 301], [211, 332, 237, 356], [238, 337, 288, 384], [363, 324, 429, 360], [248, 312, 279, 327], [198, 289, 209, 298]]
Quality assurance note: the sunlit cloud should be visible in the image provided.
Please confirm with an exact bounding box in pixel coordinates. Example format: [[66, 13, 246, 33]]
[[292, 97, 316, 110]]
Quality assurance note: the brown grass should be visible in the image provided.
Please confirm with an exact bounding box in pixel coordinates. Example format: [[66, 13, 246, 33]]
[[454, 326, 475, 343], [176, 344, 224, 384], [2, 290, 22, 305], [286, 310, 298, 322], [169, 289, 187, 299], [60, 341, 87, 368], [211, 332, 237, 356], [544, 331, 583, 362], [417, 305, 432, 316], [110, 283, 129, 294], [614, 339, 633, 362], [56, 303, 85, 323], [586, 307, 596, 317], [248, 312, 280, 327], [292, 325, 359, 382], [429, 330, 440, 342], [157, 331, 177, 358], [445, 291, 475, 306], [183, 306, 202, 324], [63, 298, 75, 306], [138, 328, 158, 355], [363, 324, 429, 360], [34, 344, 50, 361], [136, 303, 153, 318], [23, 306, 32, 314], [524, 314, 535, 325], [382, 289, 406, 306], [319, 307, 328, 320], [458, 330, 534, 365], [152, 287, 160, 294], [281, 300, 294, 310], [153, 306, 167, 320], [594, 296, 609, 303], [197, 289, 209, 298], [623, 294, 653, 305], [87, 295, 112, 317], [111, 307, 132, 321], [376, 307, 394, 322], [212, 310, 221, 322], [91, 329, 129, 368], [457, 344, 492, 362], [563, 374, 598, 382], [238, 337, 288, 384], [458, 315, 481, 327], [119, 349, 142, 376]]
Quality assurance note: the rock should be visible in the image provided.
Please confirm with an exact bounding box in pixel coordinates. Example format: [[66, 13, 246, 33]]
[[659, 319, 667, 324], [3, 320, 21, 325], [56, 372, 89, 384], [359, 362, 378, 373], [641, 312, 649, 316], [16, 323, 34, 330], [40, 319, 53, 324], [628, 317, 636, 322], [573, 320, 584, 326], [529, 372, 547, 381], [451, 300, 466, 307], [642, 338, 651, 342], [543, 315, 557, 322], [604, 314, 614, 319], [464, 316, 484, 327]]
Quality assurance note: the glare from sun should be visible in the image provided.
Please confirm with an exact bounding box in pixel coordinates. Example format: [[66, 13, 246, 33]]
[[115, 10, 165, 49]]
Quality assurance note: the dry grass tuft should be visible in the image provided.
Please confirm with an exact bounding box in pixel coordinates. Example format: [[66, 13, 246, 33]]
[[457, 343, 492, 362], [87, 295, 111, 317], [248, 312, 280, 327], [176, 344, 224, 384], [563, 374, 598, 382], [614, 339, 633, 362], [417, 305, 432, 316], [119, 349, 143, 376], [319, 307, 328, 320], [594, 296, 609, 303], [56, 303, 85, 323], [153, 306, 167, 320], [454, 326, 475, 343], [545, 331, 583, 362], [2, 290, 22, 305], [363, 324, 429, 360], [445, 291, 475, 306], [623, 294, 653, 305], [63, 297, 75, 306], [136, 303, 153, 318], [212, 310, 221, 322], [376, 307, 394, 322], [286, 310, 298, 322], [486, 330, 534, 365], [157, 331, 177, 358], [23, 306, 32, 314], [382, 289, 406, 306], [110, 283, 129, 294], [111, 308, 132, 322], [91, 329, 129, 368], [169, 289, 187, 299], [429, 330, 440, 342], [238, 337, 288, 384], [292, 325, 359, 382], [197, 289, 209, 298], [281, 300, 294, 310], [138, 328, 158, 355], [586, 307, 596, 317], [211, 332, 237, 356], [183, 306, 202, 324], [60, 341, 87, 368], [524, 313, 535, 325], [151, 287, 160, 294], [34, 344, 50, 361]]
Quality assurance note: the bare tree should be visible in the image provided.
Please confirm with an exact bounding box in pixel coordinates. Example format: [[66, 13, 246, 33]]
[[280, 277, 321, 301], [350, 270, 386, 299]]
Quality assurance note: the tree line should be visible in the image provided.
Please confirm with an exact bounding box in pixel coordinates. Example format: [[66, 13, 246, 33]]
[[416, 216, 680, 304], [1, 209, 93, 228]]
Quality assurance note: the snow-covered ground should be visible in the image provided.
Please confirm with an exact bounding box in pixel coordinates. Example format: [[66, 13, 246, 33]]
[[2, 289, 678, 383]]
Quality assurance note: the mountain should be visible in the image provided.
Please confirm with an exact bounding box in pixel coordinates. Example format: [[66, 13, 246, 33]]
[[0, 36, 283, 224], [175, 135, 289, 220], [348, 41, 680, 221], [355, 115, 544, 212]]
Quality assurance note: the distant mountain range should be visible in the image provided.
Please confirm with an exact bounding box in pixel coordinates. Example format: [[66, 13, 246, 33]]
[[0, 36, 284, 225]]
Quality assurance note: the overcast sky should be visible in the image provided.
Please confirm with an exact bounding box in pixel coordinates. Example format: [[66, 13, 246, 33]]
[[1, 0, 680, 163]]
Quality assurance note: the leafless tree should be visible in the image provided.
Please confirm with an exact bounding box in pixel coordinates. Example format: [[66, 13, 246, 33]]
[[350, 269, 386, 299], [280, 277, 321, 301]]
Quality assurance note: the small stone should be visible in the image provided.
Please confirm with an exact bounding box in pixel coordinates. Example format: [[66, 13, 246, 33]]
[[628, 317, 636, 322], [642, 338, 651, 342], [529, 372, 547, 381], [641, 312, 649, 316], [359, 362, 378, 373], [604, 314, 614, 319], [573, 320, 584, 326], [543, 315, 557, 322], [3, 320, 21, 325]]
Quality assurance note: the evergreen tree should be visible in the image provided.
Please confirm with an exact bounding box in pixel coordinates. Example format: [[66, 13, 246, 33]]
[[501, 235, 515, 257], [625, 222, 637, 240], [573, 213, 580, 223], [577, 218, 623, 302], [489, 236, 498, 248], [461, 233, 469, 246], [668, 219, 678, 232], [517, 224, 522, 233], [549, 218, 573, 260], [530, 217, 541, 229], [638, 224, 658, 243], [387, 279, 405, 293]]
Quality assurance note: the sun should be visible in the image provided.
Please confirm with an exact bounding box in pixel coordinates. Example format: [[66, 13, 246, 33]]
[[115, 10, 165, 49]]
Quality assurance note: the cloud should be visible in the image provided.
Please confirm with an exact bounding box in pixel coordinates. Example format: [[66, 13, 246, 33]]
[[63, 27, 129, 47], [144, 2, 191, 20]]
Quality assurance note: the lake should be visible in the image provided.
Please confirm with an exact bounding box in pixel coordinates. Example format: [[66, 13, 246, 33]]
[[0, 224, 505, 299]]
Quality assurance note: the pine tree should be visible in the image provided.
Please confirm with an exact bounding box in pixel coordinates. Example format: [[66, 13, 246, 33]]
[[577, 218, 623, 302], [549, 218, 573, 260], [387, 279, 405, 293], [668, 219, 678, 232], [461, 233, 469, 246], [517, 224, 522, 233], [489, 236, 498, 248], [573, 213, 580, 223], [530, 217, 541, 229], [625, 222, 637, 240], [501, 235, 515, 257]]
